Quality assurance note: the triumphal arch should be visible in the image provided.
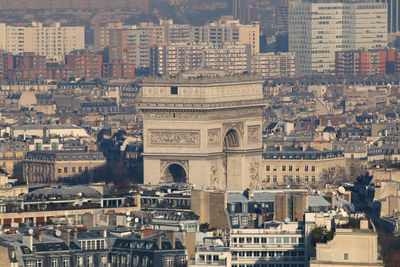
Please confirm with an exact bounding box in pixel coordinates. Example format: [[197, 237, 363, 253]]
[[139, 71, 265, 190]]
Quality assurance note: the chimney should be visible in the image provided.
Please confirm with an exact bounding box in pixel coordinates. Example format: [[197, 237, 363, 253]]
[[325, 192, 335, 209], [165, 230, 176, 249], [22, 234, 33, 251], [71, 230, 77, 239], [279, 144, 283, 151], [101, 229, 107, 238], [157, 234, 163, 249], [60, 230, 71, 247], [360, 219, 369, 230]]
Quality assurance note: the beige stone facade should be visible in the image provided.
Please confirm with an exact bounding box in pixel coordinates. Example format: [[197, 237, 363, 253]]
[[139, 72, 265, 190], [262, 147, 346, 188], [310, 228, 383, 267], [23, 150, 106, 184]]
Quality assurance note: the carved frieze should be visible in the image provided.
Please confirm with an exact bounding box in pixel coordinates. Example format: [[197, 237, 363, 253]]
[[208, 129, 221, 146], [207, 107, 263, 120], [248, 125, 261, 143], [144, 111, 202, 120], [149, 130, 200, 146]]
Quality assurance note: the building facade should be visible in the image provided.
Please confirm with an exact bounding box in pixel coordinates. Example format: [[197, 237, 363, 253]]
[[0, 22, 84, 62], [262, 146, 346, 188], [23, 150, 106, 183], [289, 0, 387, 75]]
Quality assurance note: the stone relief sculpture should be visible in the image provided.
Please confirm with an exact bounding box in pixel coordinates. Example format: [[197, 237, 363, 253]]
[[208, 129, 220, 145], [149, 130, 200, 146], [210, 165, 219, 190], [249, 159, 261, 189]]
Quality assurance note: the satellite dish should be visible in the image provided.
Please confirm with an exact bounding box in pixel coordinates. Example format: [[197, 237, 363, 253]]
[[28, 229, 33, 235], [284, 218, 291, 224], [55, 230, 61, 237], [338, 186, 346, 194], [126, 211, 131, 216], [134, 218, 140, 223], [127, 217, 132, 222]]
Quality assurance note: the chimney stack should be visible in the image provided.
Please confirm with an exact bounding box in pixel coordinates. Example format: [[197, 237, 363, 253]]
[[165, 230, 176, 249], [157, 234, 163, 249], [22, 234, 33, 251], [60, 230, 71, 247]]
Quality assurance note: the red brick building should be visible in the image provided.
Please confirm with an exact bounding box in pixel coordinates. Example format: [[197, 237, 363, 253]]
[[103, 60, 135, 78], [335, 49, 400, 75], [65, 51, 103, 80]]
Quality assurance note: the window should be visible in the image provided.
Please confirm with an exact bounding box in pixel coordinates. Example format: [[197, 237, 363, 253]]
[[232, 217, 239, 225], [51, 258, 58, 267], [64, 167, 68, 173], [242, 217, 248, 225], [26, 261, 35, 267], [284, 237, 289, 243], [312, 166, 316, 171], [296, 165, 299, 171], [266, 175, 270, 183], [261, 237, 267, 243], [344, 253, 349, 260], [273, 175, 277, 183], [305, 176, 309, 182], [282, 165, 286, 171], [101, 255, 107, 264], [85, 167, 88, 171], [79, 167, 82, 172], [170, 86, 178, 95], [165, 257, 174, 266], [273, 166, 277, 171], [305, 166, 309, 171], [239, 237, 244, 243], [86, 256, 92, 266], [254, 237, 259, 243], [242, 204, 248, 212], [58, 168, 62, 173], [291, 237, 297, 243], [289, 165, 293, 171], [62, 258, 69, 267], [246, 237, 252, 243], [296, 175, 300, 183], [312, 176, 316, 183], [266, 165, 270, 171], [276, 237, 282, 244], [268, 237, 274, 244], [72, 167, 76, 172], [246, 251, 252, 257], [232, 237, 237, 243], [213, 255, 219, 261]]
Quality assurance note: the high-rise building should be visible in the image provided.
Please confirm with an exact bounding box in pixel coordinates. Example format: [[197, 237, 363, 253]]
[[0, 22, 85, 62], [232, 0, 249, 24], [193, 18, 260, 54], [378, 0, 400, 32], [289, 0, 387, 75]]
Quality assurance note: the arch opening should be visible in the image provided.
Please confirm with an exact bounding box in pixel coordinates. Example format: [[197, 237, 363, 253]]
[[163, 163, 187, 183], [224, 129, 240, 149]]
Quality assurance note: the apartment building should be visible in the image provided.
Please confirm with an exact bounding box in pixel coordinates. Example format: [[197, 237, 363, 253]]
[[230, 222, 307, 267], [251, 52, 295, 78], [335, 48, 400, 75], [262, 145, 346, 187], [0, 22, 84, 62], [150, 42, 250, 76], [193, 18, 259, 55], [23, 150, 106, 183], [310, 221, 383, 267], [289, 0, 387, 75], [65, 51, 102, 80]]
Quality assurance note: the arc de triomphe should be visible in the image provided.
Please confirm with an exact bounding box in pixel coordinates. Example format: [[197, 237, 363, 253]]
[[138, 72, 265, 190]]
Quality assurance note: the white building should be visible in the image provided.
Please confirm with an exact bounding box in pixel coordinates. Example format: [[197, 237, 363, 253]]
[[289, 0, 387, 75], [230, 222, 307, 267], [0, 22, 84, 62], [251, 52, 295, 78]]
